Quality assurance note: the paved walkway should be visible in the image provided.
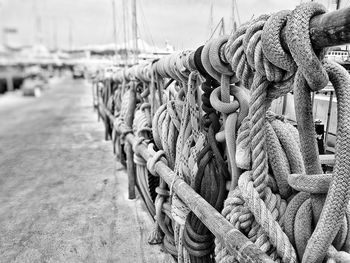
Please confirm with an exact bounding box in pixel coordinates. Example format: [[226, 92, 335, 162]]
[[0, 78, 166, 263]]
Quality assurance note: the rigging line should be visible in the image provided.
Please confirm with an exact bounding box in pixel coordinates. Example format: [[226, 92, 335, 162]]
[[209, 0, 214, 34], [137, 24, 155, 52], [122, 0, 128, 64], [126, 0, 132, 50], [234, 0, 241, 25], [138, 0, 158, 51], [111, 0, 118, 63], [96, 0, 115, 45], [136, 24, 155, 54], [114, 1, 123, 48], [208, 18, 224, 41]]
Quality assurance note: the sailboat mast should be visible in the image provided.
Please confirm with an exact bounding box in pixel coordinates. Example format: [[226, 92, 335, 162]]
[[68, 19, 73, 51], [231, 0, 237, 32], [33, 0, 42, 44], [122, 0, 128, 66], [209, 0, 214, 35], [52, 18, 57, 51], [112, 0, 118, 64], [336, 0, 341, 10], [221, 18, 225, 35], [131, 0, 138, 64]]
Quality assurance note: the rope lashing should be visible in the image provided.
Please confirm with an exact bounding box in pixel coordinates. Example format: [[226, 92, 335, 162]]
[[123, 81, 138, 200], [147, 143, 178, 255], [106, 78, 117, 139], [133, 105, 159, 217], [202, 39, 222, 82], [98, 79, 114, 140], [113, 87, 133, 166], [94, 2, 350, 262], [209, 35, 235, 79], [133, 137, 164, 245], [146, 148, 167, 176], [145, 147, 169, 246], [194, 46, 209, 78]]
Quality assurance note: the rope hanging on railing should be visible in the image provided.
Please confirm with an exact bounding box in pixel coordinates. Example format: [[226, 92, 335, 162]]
[[94, 2, 350, 263]]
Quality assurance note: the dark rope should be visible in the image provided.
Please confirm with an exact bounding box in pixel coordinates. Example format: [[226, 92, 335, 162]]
[[183, 78, 229, 262]]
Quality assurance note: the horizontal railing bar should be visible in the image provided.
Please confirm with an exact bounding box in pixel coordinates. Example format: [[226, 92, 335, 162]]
[[280, 7, 350, 50]]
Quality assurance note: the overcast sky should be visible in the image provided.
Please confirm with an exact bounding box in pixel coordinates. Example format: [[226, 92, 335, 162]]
[[0, 0, 338, 50]]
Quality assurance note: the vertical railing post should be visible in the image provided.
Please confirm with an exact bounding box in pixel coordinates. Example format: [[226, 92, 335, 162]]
[[124, 81, 137, 199]]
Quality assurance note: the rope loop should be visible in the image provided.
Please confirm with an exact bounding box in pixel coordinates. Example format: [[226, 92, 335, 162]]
[[286, 2, 328, 91], [132, 136, 146, 154], [208, 35, 236, 78], [261, 10, 296, 72], [290, 60, 350, 263], [146, 145, 167, 176], [201, 78, 221, 131], [209, 87, 240, 114], [201, 40, 222, 82]]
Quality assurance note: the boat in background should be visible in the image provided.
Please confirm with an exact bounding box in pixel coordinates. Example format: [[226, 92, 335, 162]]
[[325, 48, 350, 71]]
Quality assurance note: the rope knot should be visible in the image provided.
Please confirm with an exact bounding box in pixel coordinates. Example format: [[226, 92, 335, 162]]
[[132, 136, 146, 154], [286, 2, 328, 91], [146, 145, 167, 176]]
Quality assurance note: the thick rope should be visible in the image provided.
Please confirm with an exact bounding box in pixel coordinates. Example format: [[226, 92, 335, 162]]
[[172, 71, 207, 262], [290, 61, 350, 263], [95, 3, 350, 263], [183, 76, 230, 262], [217, 8, 301, 263]]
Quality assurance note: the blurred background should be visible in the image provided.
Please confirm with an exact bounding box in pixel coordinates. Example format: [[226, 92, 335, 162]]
[[0, 0, 347, 95]]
